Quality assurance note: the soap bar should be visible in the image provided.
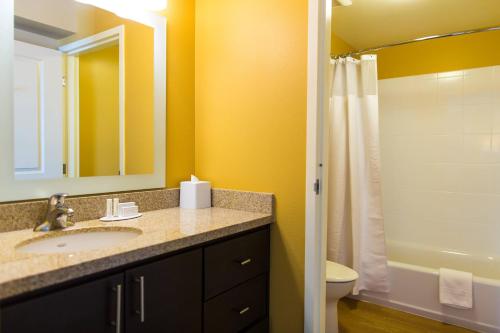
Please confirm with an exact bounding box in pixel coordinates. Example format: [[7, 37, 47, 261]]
[[118, 202, 136, 216], [121, 205, 139, 217], [180, 175, 211, 209]]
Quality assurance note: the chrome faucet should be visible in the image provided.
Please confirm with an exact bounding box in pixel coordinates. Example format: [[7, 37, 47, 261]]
[[34, 193, 74, 232]]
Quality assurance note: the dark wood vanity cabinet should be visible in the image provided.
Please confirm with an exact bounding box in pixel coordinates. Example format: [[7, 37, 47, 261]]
[[204, 228, 270, 333], [0, 227, 270, 333], [1, 250, 202, 333], [1, 273, 124, 333], [125, 249, 202, 333]]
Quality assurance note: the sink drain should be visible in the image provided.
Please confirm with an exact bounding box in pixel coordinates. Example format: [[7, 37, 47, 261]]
[[57, 243, 67, 248]]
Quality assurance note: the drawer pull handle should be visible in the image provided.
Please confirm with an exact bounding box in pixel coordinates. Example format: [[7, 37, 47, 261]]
[[239, 258, 252, 266], [239, 306, 251, 315], [135, 276, 145, 323], [111, 284, 122, 333]]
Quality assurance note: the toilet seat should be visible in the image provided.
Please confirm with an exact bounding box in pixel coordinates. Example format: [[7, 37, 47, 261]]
[[326, 261, 359, 283]]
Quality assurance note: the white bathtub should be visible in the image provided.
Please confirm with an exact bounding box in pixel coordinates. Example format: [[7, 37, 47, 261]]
[[352, 241, 500, 333]]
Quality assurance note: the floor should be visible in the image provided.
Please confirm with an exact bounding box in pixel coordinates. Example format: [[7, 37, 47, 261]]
[[338, 298, 477, 333]]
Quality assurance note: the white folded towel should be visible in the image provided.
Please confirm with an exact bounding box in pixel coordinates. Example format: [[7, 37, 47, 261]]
[[439, 268, 473, 309]]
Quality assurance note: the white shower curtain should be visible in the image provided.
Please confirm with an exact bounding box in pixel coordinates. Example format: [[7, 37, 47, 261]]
[[327, 55, 389, 294]]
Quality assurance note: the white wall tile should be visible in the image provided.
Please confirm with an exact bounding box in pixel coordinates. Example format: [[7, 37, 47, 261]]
[[459, 193, 500, 224], [463, 104, 493, 134], [424, 164, 462, 192], [463, 134, 492, 163], [379, 65, 500, 256], [438, 71, 463, 79], [491, 105, 500, 133], [489, 165, 500, 194], [444, 105, 464, 134], [379, 105, 401, 135], [493, 67, 500, 104], [437, 76, 463, 106], [427, 135, 463, 163], [397, 108, 424, 134], [463, 67, 495, 105], [490, 135, 500, 163], [460, 165, 493, 193]]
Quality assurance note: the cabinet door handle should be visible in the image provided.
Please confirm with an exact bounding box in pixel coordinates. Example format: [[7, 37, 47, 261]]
[[238, 258, 252, 266], [239, 306, 251, 315], [111, 284, 122, 333], [135, 276, 145, 323]]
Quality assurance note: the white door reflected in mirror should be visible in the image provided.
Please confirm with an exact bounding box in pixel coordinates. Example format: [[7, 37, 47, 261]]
[[14, 41, 63, 180]]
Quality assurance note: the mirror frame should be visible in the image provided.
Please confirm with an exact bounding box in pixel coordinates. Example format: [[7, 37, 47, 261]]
[[0, 0, 166, 202]]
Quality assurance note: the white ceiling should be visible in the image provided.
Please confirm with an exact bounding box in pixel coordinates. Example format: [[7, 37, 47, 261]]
[[333, 0, 500, 50]]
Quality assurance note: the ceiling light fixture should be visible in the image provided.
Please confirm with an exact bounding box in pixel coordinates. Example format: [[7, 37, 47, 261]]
[[75, 0, 167, 15], [141, 0, 168, 11], [334, 0, 353, 6]]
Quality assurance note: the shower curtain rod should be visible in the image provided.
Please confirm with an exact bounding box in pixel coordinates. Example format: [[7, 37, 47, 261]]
[[331, 25, 500, 59]]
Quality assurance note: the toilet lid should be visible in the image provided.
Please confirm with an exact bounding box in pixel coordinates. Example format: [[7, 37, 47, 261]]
[[326, 261, 359, 283]]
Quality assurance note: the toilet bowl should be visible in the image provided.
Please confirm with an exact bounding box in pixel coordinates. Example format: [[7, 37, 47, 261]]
[[326, 261, 359, 333]]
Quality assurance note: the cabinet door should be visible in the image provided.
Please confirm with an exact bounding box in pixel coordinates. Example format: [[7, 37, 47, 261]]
[[1, 273, 124, 333], [126, 249, 202, 333]]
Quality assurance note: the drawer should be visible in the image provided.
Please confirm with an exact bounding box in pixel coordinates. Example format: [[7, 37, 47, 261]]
[[205, 229, 269, 299], [243, 318, 268, 333], [204, 275, 267, 333]]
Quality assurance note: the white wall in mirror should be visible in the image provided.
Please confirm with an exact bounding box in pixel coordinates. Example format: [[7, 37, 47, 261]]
[[0, 0, 166, 202]]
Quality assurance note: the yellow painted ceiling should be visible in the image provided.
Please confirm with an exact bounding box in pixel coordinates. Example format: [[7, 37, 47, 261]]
[[333, 0, 500, 49]]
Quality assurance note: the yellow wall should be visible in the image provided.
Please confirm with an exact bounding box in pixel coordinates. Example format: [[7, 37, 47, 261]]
[[79, 45, 120, 176], [78, 0, 309, 327], [331, 32, 355, 56], [93, 12, 155, 175], [122, 21, 154, 175], [90, 2, 196, 184], [375, 29, 500, 79], [162, 0, 195, 187], [331, 29, 500, 79], [195, 0, 307, 332]]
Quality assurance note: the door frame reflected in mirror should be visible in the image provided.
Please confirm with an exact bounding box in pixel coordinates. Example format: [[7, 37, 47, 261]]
[[60, 26, 125, 178]]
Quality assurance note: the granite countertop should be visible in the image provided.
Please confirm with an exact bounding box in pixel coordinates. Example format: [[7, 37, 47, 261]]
[[0, 207, 273, 301]]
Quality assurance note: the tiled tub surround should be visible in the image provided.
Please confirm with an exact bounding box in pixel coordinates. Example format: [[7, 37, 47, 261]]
[[368, 66, 500, 332], [379, 65, 500, 259], [0, 189, 274, 300]]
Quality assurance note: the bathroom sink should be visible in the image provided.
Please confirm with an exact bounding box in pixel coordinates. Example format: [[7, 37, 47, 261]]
[[16, 227, 142, 254]]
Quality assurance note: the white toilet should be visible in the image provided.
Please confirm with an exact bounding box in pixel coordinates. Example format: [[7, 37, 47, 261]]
[[326, 261, 359, 333]]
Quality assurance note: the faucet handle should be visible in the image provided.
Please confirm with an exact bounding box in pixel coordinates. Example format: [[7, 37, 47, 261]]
[[49, 193, 69, 206]]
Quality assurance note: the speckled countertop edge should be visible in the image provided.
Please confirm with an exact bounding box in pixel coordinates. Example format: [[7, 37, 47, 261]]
[[0, 207, 273, 301]]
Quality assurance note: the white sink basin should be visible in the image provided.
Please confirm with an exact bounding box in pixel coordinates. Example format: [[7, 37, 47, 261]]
[[16, 227, 142, 254]]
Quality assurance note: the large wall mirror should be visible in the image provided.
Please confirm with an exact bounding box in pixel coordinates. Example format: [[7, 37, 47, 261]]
[[0, 0, 166, 201]]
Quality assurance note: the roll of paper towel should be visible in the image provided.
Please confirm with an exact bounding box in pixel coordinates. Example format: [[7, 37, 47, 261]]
[[180, 175, 211, 209]]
